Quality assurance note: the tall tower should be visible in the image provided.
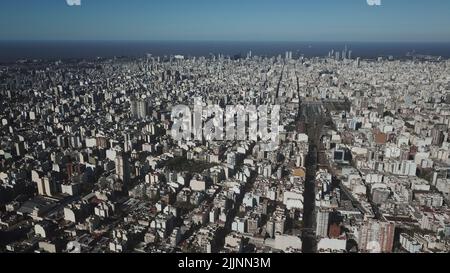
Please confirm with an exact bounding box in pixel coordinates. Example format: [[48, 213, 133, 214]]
[[315, 209, 330, 238], [130, 96, 148, 119], [130, 98, 138, 118], [123, 133, 132, 153], [137, 98, 148, 119], [115, 152, 131, 189]]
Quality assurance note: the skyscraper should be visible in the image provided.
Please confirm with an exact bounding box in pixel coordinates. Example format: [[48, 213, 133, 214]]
[[115, 152, 131, 189], [131, 96, 149, 119], [123, 133, 132, 153]]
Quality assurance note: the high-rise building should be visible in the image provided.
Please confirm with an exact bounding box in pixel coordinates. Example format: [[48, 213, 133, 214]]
[[358, 220, 395, 253], [123, 133, 132, 153], [431, 124, 447, 146], [131, 96, 148, 119], [266, 220, 275, 238], [43, 176, 57, 197], [356, 57, 361, 68], [32, 170, 57, 197], [36, 178, 45, 196], [316, 209, 330, 238], [115, 152, 131, 189], [285, 51, 292, 60]]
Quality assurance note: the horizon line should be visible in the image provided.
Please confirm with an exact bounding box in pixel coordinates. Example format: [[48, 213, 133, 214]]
[[1, 39, 450, 44]]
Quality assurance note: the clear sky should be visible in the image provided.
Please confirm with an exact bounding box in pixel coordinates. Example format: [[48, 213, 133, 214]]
[[0, 0, 449, 42]]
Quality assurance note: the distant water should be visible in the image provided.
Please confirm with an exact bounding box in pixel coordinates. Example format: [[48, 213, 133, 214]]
[[0, 41, 449, 62]]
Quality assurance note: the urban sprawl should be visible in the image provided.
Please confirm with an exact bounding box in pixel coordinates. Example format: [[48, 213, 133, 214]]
[[1, 49, 450, 253]]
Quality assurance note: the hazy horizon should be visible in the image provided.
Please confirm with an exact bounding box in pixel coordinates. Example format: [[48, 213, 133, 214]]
[[1, 40, 449, 62]]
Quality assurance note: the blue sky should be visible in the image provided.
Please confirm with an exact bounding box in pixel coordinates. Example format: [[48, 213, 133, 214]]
[[0, 0, 449, 41]]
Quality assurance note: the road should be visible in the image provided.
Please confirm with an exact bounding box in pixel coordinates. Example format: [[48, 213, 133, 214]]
[[298, 101, 327, 253]]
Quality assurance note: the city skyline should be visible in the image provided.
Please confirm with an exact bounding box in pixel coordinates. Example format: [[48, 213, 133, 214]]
[[1, 0, 450, 42], [1, 0, 450, 260]]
